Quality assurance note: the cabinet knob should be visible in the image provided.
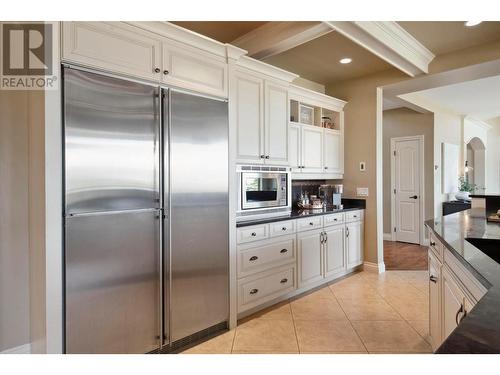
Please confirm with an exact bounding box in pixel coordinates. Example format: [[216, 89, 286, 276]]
[[163, 70, 169, 75], [280, 248, 288, 254], [333, 218, 337, 221], [280, 278, 288, 284], [260, 155, 265, 159], [430, 241, 436, 247], [324, 166, 328, 169], [265, 155, 270, 159], [249, 256, 258, 261], [154, 67, 160, 73], [251, 232, 257, 236], [309, 222, 314, 226], [281, 227, 287, 231], [250, 289, 259, 295]]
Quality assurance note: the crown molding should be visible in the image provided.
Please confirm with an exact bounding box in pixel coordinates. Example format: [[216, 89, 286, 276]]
[[236, 56, 299, 83], [289, 84, 347, 110], [465, 117, 493, 131], [325, 21, 435, 77]]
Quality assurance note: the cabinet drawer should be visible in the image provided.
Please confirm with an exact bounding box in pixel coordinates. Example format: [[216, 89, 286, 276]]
[[237, 224, 269, 244], [238, 265, 296, 313], [429, 231, 443, 261], [296, 216, 323, 232], [345, 210, 363, 223], [324, 213, 344, 227], [237, 236, 295, 278], [269, 220, 296, 237]]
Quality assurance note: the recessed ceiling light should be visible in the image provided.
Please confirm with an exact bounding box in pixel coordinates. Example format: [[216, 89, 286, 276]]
[[465, 21, 482, 27], [339, 58, 352, 64]]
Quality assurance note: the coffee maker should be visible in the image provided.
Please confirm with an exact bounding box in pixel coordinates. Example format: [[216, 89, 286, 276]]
[[318, 184, 343, 209]]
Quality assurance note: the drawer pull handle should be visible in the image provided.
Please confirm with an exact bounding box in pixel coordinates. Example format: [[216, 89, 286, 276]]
[[346, 227, 349, 238], [334, 218, 337, 221], [280, 278, 288, 284], [251, 232, 257, 236], [280, 248, 288, 254], [249, 256, 258, 261], [282, 227, 287, 231], [353, 215, 357, 218], [309, 222, 314, 226], [430, 241, 436, 247], [429, 275, 438, 283], [250, 289, 259, 295], [455, 304, 465, 326]]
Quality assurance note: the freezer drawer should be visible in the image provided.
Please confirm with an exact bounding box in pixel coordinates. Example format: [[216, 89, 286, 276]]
[[65, 209, 160, 353], [64, 67, 160, 214]]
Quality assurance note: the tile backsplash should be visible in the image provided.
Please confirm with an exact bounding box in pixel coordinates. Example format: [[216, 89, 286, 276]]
[[291, 180, 326, 206]]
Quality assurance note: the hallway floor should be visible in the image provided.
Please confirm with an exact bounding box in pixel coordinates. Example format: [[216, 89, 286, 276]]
[[182, 270, 431, 354], [384, 241, 428, 270]]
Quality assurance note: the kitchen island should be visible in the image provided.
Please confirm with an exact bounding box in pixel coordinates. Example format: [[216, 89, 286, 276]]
[[425, 208, 500, 353]]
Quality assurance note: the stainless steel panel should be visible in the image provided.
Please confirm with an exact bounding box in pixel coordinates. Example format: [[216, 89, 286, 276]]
[[65, 209, 160, 353], [168, 90, 229, 342], [64, 67, 160, 214]]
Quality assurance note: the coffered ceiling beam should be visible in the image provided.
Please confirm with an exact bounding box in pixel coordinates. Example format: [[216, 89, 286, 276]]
[[231, 21, 332, 60], [325, 21, 435, 77]]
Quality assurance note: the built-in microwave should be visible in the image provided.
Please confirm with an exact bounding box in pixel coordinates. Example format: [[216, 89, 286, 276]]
[[237, 165, 291, 220]]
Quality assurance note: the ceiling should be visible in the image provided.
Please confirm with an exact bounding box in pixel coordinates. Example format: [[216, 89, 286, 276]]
[[263, 31, 392, 84], [407, 74, 500, 120], [398, 21, 500, 55], [171, 21, 268, 43]]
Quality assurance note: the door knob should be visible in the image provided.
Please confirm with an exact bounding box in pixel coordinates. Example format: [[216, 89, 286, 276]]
[[410, 195, 418, 199]]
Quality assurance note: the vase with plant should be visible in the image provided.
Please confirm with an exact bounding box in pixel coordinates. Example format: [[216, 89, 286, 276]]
[[455, 176, 476, 201]]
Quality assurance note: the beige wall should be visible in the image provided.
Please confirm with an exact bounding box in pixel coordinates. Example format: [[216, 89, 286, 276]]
[[382, 108, 434, 235], [326, 69, 407, 264], [0, 90, 45, 352]]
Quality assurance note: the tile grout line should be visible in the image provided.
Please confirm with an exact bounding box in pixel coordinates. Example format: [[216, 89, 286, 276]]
[[289, 301, 302, 354], [329, 283, 370, 354]]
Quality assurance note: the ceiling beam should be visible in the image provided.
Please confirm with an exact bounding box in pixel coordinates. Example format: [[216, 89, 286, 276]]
[[231, 21, 332, 60], [325, 21, 435, 77]]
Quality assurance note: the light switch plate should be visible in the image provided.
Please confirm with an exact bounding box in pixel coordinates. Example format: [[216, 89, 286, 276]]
[[357, 187, 369, 197], [360, 162, 366, 171]]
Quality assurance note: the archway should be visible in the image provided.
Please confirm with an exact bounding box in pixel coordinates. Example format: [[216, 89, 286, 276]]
[[466, 136, 486, 193]]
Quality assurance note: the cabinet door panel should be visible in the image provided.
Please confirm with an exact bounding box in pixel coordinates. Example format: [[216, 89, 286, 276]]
[[428, 252, 442, 351], [62, 22, 161, 81], [289, 124, 301, 172], [324, 225, 346, 278], [324, 129, 343, 174], [346, 221, 363, 268], [265, 82, 289, 164], [162, 40, 227, 98], [233, 72, 264, 163], [301, 126, 323, 173], [442, 268, 465, 340], [297, 229, 323, 288]]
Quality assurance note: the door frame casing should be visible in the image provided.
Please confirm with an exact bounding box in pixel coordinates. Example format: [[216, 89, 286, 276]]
[[390, 135, 425, 245]]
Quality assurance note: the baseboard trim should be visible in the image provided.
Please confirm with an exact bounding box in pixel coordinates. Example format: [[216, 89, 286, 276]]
[[383, 233, 393, 241], [1, 343, 31, 354], [363, 261, 386, 274]]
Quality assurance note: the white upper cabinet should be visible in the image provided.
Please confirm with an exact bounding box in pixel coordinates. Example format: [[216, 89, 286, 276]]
[[233, 71, 265, 164], [289, 123, 301, 172], [62, 22, 162, 81], [324, 128, 343, 174], [265, 82, 289, 164], [61, 22, 230, 98], [301, 125, 323, 173], [161, 39, 227, 98]]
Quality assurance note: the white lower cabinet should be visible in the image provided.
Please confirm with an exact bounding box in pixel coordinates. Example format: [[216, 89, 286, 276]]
[[297, 229, 324, 288], [428, 251, 443, 351], [236, 211, 364, 315], [427, 235, 488, 352], [323, 224, 346, 278], [346, 221, 363, 268]]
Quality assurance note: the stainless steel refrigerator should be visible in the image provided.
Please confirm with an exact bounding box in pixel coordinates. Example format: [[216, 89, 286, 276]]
[[64, 67, 229, 354]]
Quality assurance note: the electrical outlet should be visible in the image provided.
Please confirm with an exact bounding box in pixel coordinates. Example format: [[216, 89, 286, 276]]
[[360, 162, 366, 171], [357, 187, 369, 197]]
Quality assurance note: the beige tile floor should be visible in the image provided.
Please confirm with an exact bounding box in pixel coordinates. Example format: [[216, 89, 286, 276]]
[[182, 270, 432, 354]]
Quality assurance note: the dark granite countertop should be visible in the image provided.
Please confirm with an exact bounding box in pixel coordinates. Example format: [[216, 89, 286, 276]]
[[424, 209, 500, 353], [236, 200, 365, 228], [470, 193, 500, 198]]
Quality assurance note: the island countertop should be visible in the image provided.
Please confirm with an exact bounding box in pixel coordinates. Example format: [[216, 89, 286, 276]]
[[425, 209, 500, 353]]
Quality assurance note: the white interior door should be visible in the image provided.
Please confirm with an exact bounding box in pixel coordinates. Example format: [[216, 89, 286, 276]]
[[393, 138, 421, 244]]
